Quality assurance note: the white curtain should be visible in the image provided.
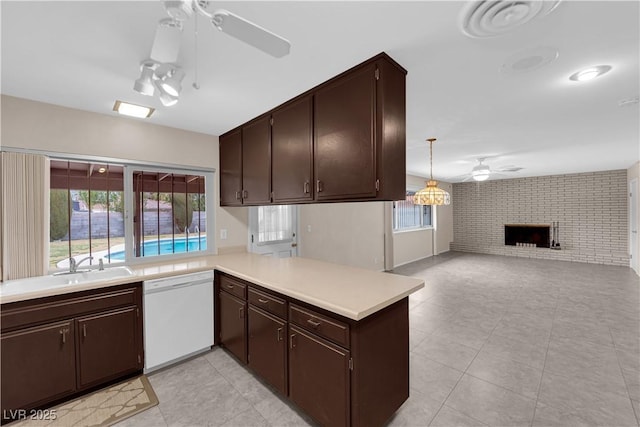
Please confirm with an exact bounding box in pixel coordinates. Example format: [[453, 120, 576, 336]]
[[258, 205, 294, 243], [1, 152, 50, 280]]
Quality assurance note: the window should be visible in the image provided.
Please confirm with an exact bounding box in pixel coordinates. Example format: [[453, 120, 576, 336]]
[[49, 159, 213, 270], [393, 191, 432, 231], [49, 160, 125, 269], [256, 205, 294, 244], [132, 170, 207, 259]]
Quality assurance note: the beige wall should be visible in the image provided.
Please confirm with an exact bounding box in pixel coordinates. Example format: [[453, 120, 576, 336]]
[[1, 95, 249, 251], [628, 161, 640, 275], [435, 182, 454, 255], [393, 228, 432, 267], [299, 202, 386, 271]]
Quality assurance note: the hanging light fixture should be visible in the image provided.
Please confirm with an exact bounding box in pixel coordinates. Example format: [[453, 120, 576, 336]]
[[413, 138, 451, 206]]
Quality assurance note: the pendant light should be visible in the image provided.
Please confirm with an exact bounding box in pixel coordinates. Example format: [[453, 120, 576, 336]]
[[413, 138, 451, 206]]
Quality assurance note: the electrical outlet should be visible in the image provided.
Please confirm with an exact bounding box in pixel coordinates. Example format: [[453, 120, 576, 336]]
[[220, 229, 228, 240]]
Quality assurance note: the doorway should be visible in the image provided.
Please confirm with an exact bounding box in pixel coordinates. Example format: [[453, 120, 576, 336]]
[[248, 205, 298, 258]]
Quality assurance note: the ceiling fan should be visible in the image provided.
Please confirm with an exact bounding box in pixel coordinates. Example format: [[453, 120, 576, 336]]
[[134, 1, 291, 106], [461, 158, 523, 182]]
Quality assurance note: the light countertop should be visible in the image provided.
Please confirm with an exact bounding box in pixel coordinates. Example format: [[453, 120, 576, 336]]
[[0, 253, 423, 320]]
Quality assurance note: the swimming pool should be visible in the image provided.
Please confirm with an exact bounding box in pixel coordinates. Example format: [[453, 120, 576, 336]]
[[108, 236, 207, 260]]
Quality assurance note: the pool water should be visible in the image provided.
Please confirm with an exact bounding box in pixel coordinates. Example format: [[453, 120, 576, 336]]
[[108, 236, 207, 260]]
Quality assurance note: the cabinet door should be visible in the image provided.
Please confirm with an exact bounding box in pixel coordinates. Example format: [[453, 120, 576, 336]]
[[272, 96, 313, 203], [220, 129, 243, 206], [314, 64, 377, 201], [289, 325, 350, 427], [248, 306, 287, 395], [76, 307, 140, 389], [1, 321, 76, 413], [242, 115, 271, 205], [219, 290, 247, 363]]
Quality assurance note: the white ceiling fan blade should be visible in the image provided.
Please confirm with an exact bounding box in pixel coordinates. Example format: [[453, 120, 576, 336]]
[[211, 9, 291, 58], [150, 18, 183, 63]]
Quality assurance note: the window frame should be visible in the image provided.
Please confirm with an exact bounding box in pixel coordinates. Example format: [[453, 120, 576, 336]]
[[46, 153, 215, 272], [392, 189, 433, 233], [123, 165, 215, 265]]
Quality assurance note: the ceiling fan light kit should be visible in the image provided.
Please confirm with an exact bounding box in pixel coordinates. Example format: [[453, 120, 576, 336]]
[[413, 138, 451, 206], [471, 159, 491, 181]]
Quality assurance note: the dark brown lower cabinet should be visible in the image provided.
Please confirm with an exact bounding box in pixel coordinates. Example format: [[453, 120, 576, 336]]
[[219, 290, 247, 364], [247, 306, 287, 394], [0, 283, 143, 421], [289, 325, 351, 427], [215, 271, 409, 427], [1, 321, 77, 412], [77, 307, 140, 389]]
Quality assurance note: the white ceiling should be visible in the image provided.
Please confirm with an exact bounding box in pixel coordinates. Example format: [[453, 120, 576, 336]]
[[1, 1, 638, 182]]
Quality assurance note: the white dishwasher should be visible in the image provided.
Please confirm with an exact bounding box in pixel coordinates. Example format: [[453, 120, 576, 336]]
[[143, 270, 214, 372]]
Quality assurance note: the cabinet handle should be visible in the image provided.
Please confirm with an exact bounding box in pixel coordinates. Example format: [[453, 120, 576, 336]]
[[257, 298, 269, 304], [290, 333, 296, 349], [242, 190, 248, 199], [307, 319, 321, 329], [235, 191, 241, 200], [60, 328, 67, 344], [239, 307, 244, 319], [83, 324, 87, 338], [304, 181, 310, 194], [277, 327, 283, 342], [316, 180, 323, 193], [225, 284, 234, 289]]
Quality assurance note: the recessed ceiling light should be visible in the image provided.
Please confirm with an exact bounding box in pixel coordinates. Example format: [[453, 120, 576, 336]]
[[98, 167, 107, 174], [569, 65, 612, 82], [113, 100, 155, 118]]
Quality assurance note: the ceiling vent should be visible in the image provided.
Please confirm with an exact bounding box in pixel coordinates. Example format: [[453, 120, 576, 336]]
[[460, 1, 562, 38]]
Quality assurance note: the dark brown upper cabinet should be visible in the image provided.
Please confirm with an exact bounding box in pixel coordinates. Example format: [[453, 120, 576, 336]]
[[241, 115, 272, 205], [315, 64, 377, 201], [219, 52, 406, 206], [219, 129, 242, 206], [272, 96, 314, 203]]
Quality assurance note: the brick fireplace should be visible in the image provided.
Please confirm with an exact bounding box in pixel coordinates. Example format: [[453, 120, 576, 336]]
[[504, 224, 550, 248]]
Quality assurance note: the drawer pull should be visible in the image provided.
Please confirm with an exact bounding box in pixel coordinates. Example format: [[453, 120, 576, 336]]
[[277, 327, 283, 342], [225, 284, 234, 289], [307, 319, 321, 329], [258, 298, 269, 304]]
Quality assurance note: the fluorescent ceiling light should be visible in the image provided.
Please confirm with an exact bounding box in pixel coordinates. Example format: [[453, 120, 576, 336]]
[[113, 100, 155, 118], [569, 65, 612, 82]]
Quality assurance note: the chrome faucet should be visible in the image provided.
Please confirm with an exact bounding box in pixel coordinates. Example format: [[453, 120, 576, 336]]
[[70, 256, 93, 273]]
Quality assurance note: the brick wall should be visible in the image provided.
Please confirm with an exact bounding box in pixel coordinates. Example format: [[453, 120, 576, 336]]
[[451, 170, 628, 266], [67, 211, 206, 239]]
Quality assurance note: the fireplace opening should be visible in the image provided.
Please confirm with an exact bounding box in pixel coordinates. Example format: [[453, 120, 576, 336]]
[[505, 224, 550, 248]]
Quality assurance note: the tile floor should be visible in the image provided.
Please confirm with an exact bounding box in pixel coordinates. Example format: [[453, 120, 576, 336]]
[[118, 252, 640, 426]]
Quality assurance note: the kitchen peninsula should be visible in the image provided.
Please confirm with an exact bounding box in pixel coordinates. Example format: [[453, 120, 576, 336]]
[[1, 253, 423, 427]]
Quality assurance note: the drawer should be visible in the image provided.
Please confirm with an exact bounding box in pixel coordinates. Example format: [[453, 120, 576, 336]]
[[219, 275, 246, 300], [1, 284, 140, 332], [289, 304, 350, 348], [248, 287, 287, 319]]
